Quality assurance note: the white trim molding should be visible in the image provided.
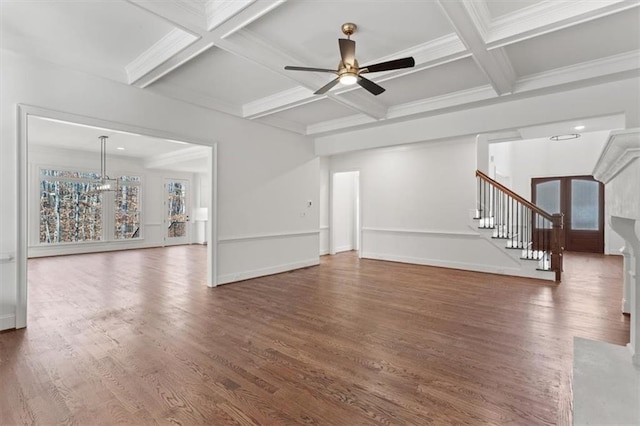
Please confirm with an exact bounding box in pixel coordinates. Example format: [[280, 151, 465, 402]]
[[206, 0, 257, 32], [593, 128, 640, 183], [0, 314, 16, 330], [218, 230, 320, 243], [217, 258, 319, 285], [361, 227, 478, 237], [126, 28, 200, 85]]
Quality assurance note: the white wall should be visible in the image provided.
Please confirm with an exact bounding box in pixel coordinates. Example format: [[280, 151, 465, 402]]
[[27, 145, 197, 257], [324, 137, 534, 275], [332, 172, 358, 253], [489, 131, 625, 254], [0, 50, 319, 330], [315, 77, 640, 156], [319, 157, 330, 255]]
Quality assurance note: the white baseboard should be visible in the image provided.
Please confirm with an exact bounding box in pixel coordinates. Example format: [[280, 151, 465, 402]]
[[361, 252, 555, 281], [28, 240, 163, 258], [0, 313, 16, 331], [217, 258, 320, 285], [334, 245, 354, 253]]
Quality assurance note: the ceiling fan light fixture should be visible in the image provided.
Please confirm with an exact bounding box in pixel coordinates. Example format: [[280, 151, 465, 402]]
[[339, 73, 358, 85]]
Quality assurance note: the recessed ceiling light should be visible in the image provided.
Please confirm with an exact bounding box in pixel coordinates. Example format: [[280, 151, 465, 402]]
[[574, 125, 585, 130], [116, 147, 125, 150], [550, 134, 581, 141]]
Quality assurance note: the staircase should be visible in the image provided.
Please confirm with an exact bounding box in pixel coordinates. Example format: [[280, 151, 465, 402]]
[[474, 170, 564, 282]]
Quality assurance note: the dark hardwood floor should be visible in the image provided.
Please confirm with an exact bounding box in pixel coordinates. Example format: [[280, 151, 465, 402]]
[[0, 247, 629, 425]]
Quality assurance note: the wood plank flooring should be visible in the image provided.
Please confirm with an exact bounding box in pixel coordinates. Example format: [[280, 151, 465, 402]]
[[0, 247, 630, 425]]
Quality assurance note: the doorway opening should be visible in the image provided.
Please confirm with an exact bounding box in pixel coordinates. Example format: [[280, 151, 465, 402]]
[[17, 105, 218, 329], [330, 171, 360, 256]]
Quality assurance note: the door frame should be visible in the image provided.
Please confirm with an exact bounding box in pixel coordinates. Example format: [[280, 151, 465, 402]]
[[531, 174, 604, 253], [16, 104, 219, 328], [164, 177, 191, 246], [329, 170, 361, 257]]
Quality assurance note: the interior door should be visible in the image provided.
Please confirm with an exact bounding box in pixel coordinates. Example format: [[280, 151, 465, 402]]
[[532, 176, 604, 253], [165, 178, 190, 245]]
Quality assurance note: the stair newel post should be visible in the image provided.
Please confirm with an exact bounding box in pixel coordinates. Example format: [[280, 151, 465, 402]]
[[551, 213, 564, 282]]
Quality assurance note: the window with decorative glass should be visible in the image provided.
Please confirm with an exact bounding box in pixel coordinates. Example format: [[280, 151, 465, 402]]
[[39, 169, 141, 244], [114, 176, 141, 239]]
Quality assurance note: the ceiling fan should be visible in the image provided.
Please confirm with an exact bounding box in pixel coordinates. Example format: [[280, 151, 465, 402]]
[[284, 23, 415, 96]]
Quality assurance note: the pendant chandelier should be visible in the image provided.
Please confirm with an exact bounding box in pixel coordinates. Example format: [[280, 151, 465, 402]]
[[96, 135, 117, 192]]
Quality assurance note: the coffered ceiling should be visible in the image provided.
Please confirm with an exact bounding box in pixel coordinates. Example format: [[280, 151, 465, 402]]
[[2, 0, 639, 138]]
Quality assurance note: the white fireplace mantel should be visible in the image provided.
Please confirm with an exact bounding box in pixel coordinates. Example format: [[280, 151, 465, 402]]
[[594, 128, 640, 365]]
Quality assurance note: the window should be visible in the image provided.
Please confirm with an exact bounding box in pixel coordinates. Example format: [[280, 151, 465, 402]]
[[114, 176, 141, 239], [40, 179, 102, 243], [39, 169, 141, 244]]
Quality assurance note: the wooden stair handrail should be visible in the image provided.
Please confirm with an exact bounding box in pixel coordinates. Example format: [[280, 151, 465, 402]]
[[476, 170, 555, 222]]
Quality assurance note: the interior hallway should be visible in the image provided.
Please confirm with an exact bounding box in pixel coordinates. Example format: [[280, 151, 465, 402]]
[[0, 247, 629, 424]]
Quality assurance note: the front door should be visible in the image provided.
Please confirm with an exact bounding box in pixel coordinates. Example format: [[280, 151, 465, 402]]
[[165, 179, 190, 245], [532, 176, 604, 253]]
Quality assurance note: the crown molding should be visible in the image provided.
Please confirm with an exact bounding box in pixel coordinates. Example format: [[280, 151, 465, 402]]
[[486, 0, 640, 49], [205, 0, 258, 32], [327, 91, 387, 120], [306, 114, 375, 136], [255, 115, 307, 135], [147, 81, 242, 117], [305, 85, 497, 137], [126, 28, 199, 85], [243, 86, 317, 119], [513, 50, 640, 94], [593, 128, 640, 184], [387, 85, 496, 120], [461, 0, 491, 41], [145, 145, 211, 170]]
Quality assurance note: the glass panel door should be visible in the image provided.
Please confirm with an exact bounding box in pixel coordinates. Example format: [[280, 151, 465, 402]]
[[570, 180, 599, 231], [165, 179, 189, 245], [532, 175, 603, 253]]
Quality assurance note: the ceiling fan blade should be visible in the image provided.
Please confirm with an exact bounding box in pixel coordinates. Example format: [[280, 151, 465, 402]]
[[361, 57, 415, 73], [357, 76, 385, 96], [314, 77, 341, 95], [284, 66, 337, 73], [339, 38, 356, 66]]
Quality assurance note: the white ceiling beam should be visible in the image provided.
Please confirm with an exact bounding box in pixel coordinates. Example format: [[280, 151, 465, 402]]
[[307, 85, 497, 136], [307, 48, 640, 137], [217, 29, 389, 120], [124, 0, 207, 33], [438, 0, 516, 95], [206, 0, 257, 32], [241, 34, 469, 119], [125, 0, 287, 88], [126, 29, 200, 85], [513, 50, 640, 94], [484, 0, 640, 50]]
